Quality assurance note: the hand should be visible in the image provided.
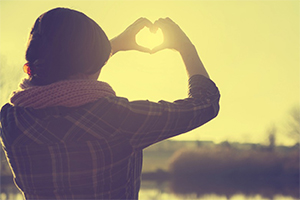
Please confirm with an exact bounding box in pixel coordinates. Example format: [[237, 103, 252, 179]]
[[151, 18, 193, 54], [110, 18, 154, 54]]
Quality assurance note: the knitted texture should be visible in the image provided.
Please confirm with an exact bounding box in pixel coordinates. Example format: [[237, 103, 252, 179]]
[[10, 78, 116, 109]]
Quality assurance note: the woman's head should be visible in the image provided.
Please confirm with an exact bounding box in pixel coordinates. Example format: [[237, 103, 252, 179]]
[[25, 8, 111, 85]]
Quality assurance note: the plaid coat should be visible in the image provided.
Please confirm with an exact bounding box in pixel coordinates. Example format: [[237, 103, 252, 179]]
[[0, 75, 220, 200]]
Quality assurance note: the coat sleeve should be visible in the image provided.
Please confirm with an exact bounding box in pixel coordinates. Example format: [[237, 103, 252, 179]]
[[111, 75, 220, 150]]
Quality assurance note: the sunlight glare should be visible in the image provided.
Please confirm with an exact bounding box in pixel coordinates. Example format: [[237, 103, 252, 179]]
[[136, 27, 163, 50]]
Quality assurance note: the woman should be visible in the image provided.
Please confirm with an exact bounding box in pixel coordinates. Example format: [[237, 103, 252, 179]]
[[0, 7, 220, 200]]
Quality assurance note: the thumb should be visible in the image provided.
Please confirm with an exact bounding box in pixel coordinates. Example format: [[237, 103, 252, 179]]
[[135, 45, 151, 53], [151, 44, 166, 54]]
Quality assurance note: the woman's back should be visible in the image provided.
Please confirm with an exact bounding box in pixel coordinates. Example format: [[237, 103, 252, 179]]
[[1, 99, 142, 199]]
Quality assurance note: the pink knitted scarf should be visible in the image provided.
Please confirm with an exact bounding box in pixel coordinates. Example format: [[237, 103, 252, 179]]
[[10, 78, 116, 109]]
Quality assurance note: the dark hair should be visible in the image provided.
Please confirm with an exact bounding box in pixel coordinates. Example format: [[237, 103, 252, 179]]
[[26, 8, 111, 85]]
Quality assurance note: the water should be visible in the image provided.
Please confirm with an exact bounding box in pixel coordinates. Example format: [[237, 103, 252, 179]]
[[1, 181, 297, 200], [139, 181, 297, 200]]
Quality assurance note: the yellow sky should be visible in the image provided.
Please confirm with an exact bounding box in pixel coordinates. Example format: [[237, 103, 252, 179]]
[[0, 0, 299, 145]]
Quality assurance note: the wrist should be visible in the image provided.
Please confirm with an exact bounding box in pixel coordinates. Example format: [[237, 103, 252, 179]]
[[179, 43, 197, 58], [110, 37, 120, 55], [180, 45, 210, 79], [178, 42, 195, 55]]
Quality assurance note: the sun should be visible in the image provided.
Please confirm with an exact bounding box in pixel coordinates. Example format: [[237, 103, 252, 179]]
[[136, 27, 163, 50]]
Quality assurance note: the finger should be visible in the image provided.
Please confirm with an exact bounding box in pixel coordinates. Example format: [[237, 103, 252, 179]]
[[135, 45, 151, 53], [131, 17, 146, 26], [126, 17, 143, 30], [154, 17, 172, 24], [127, 18, 152, 31], [151, 43, 167, 54], [140, 18, 153, 28], [132, 18, 153, 33], [165, 17, 175, 24], [150, 25, 158, 33], [155, 17, 177, 27], [153, 18, 164, 26], [153, 18, 170, 30]]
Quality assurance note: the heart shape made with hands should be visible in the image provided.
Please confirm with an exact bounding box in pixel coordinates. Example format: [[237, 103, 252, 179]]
[[136, 27, 163, 51]]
